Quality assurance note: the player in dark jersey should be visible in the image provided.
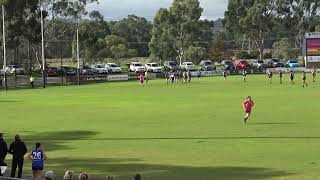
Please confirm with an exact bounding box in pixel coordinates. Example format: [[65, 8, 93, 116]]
[[170, 71, 175, 84], [279, 70, 283, 84], [267, 70, 273, 84], [223, 70, 227, 80], [302, 71, 308, 87], [311, 67, 317, 83], [242, 70, 247, 83], [28, 142, 47, 180], [290, 70, 294, 85]]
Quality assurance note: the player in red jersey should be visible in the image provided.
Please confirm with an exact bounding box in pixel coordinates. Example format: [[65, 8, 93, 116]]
[[243, 96, 254, 123]]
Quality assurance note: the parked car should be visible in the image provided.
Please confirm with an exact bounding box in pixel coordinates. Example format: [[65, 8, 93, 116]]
[[199, 60, 216, 71], [264, 59, 275, 68], [80, 65, 94, 75], [146, 63, 163, 73], [164, 61, 180, 71], [233, 60, 251, 69], [47, 67, 59, 77], [6, 65, 25, 75], [59, 66, 77, 76], [129, 62, 146, 73], [181, 62, 196, 71], [221, 60, 235, 70], [270, 58, 285, 67], [256, 60, 268, 69], [286, 60, 300, 68], [248, 59, 259, 69], [249, 60, 267, 69], [105, 63, 122, 74], [91, 64, 109, 74]]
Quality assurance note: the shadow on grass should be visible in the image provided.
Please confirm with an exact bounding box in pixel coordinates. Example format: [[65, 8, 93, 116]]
[[22, 131, 99, 152], [41, 157, 293, 180], [3, 131, 294, 180], [252, 123, 301, 125], [87, 136, 320, 140], [0, 100, 23, 103]]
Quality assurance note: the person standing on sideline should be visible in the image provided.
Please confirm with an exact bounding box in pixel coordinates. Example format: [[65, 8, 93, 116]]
[[30, 75, 35, 88], [290, 70, 295, 85], [279, 70, 283, 84], [144, 71, 148, 84], [243, 96, 254, 123], [0, 132, 8, 176], [28, 142, 47, 180], [302, 71, 308, 87], [139, 74, 145, 86], [9, 134, 27, 178], [242, 70, 247, 83], [311, 67, 317, 83], [267, 70, 273, 84]]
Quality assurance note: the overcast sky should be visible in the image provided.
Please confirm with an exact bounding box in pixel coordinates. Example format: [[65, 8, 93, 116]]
[[87, 0, 228, 21]]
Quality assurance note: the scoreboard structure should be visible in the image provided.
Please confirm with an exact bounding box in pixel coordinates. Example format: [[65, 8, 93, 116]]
[[305, 32, 320, 68]]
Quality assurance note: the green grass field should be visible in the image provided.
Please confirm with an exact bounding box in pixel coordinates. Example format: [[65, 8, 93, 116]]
[[1, 74, 320, 180]]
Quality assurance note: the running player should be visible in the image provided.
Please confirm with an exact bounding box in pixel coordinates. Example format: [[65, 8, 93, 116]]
[[243, 96, 254, 123], [311, 67, 317, 83], [139, 74, 145, 86], [302, 71, 308, 87], [279, 70, 283, 84], [267, 70, 273, 84], [242, 70, 247, 83], [290, 70, 294, 85], [28, 142, 47, 180], [223, 70, 227, 80]]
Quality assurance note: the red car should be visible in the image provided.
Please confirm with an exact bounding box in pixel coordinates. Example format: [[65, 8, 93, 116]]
[[47, 67, 59, 77], [233, 60, 251, 69]]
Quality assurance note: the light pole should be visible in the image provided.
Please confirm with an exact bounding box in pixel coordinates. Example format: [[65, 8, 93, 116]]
[[40, 3, 46, 88], [2, 5, 7, 91]]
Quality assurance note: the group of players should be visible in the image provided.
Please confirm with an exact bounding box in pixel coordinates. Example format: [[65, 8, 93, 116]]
[[139, 67, 317, 87], [264, 67, 317, 87], [242, 67, 317, 123], [235, 68, 317, 87], [165, 70, 193, 84], [139, 70, 194, 86]]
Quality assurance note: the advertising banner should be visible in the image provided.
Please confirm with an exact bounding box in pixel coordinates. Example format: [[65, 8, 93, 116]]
[[306, 33, 320, 63], [107, 75, 129, 81]]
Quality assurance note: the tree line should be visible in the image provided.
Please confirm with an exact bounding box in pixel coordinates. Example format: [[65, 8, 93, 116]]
[[0, 0, 319, 68]]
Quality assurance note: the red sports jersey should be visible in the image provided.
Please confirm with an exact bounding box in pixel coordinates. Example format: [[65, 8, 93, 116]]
[[243, 100, 254, 112]]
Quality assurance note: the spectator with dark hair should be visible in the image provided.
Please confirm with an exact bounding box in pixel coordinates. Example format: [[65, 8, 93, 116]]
[[79, 172, 89, 180], [0, 132, 8, 176], [9, 134, 28, 178], [28, 142, 47, 180], [134, 174, 141, 180]]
